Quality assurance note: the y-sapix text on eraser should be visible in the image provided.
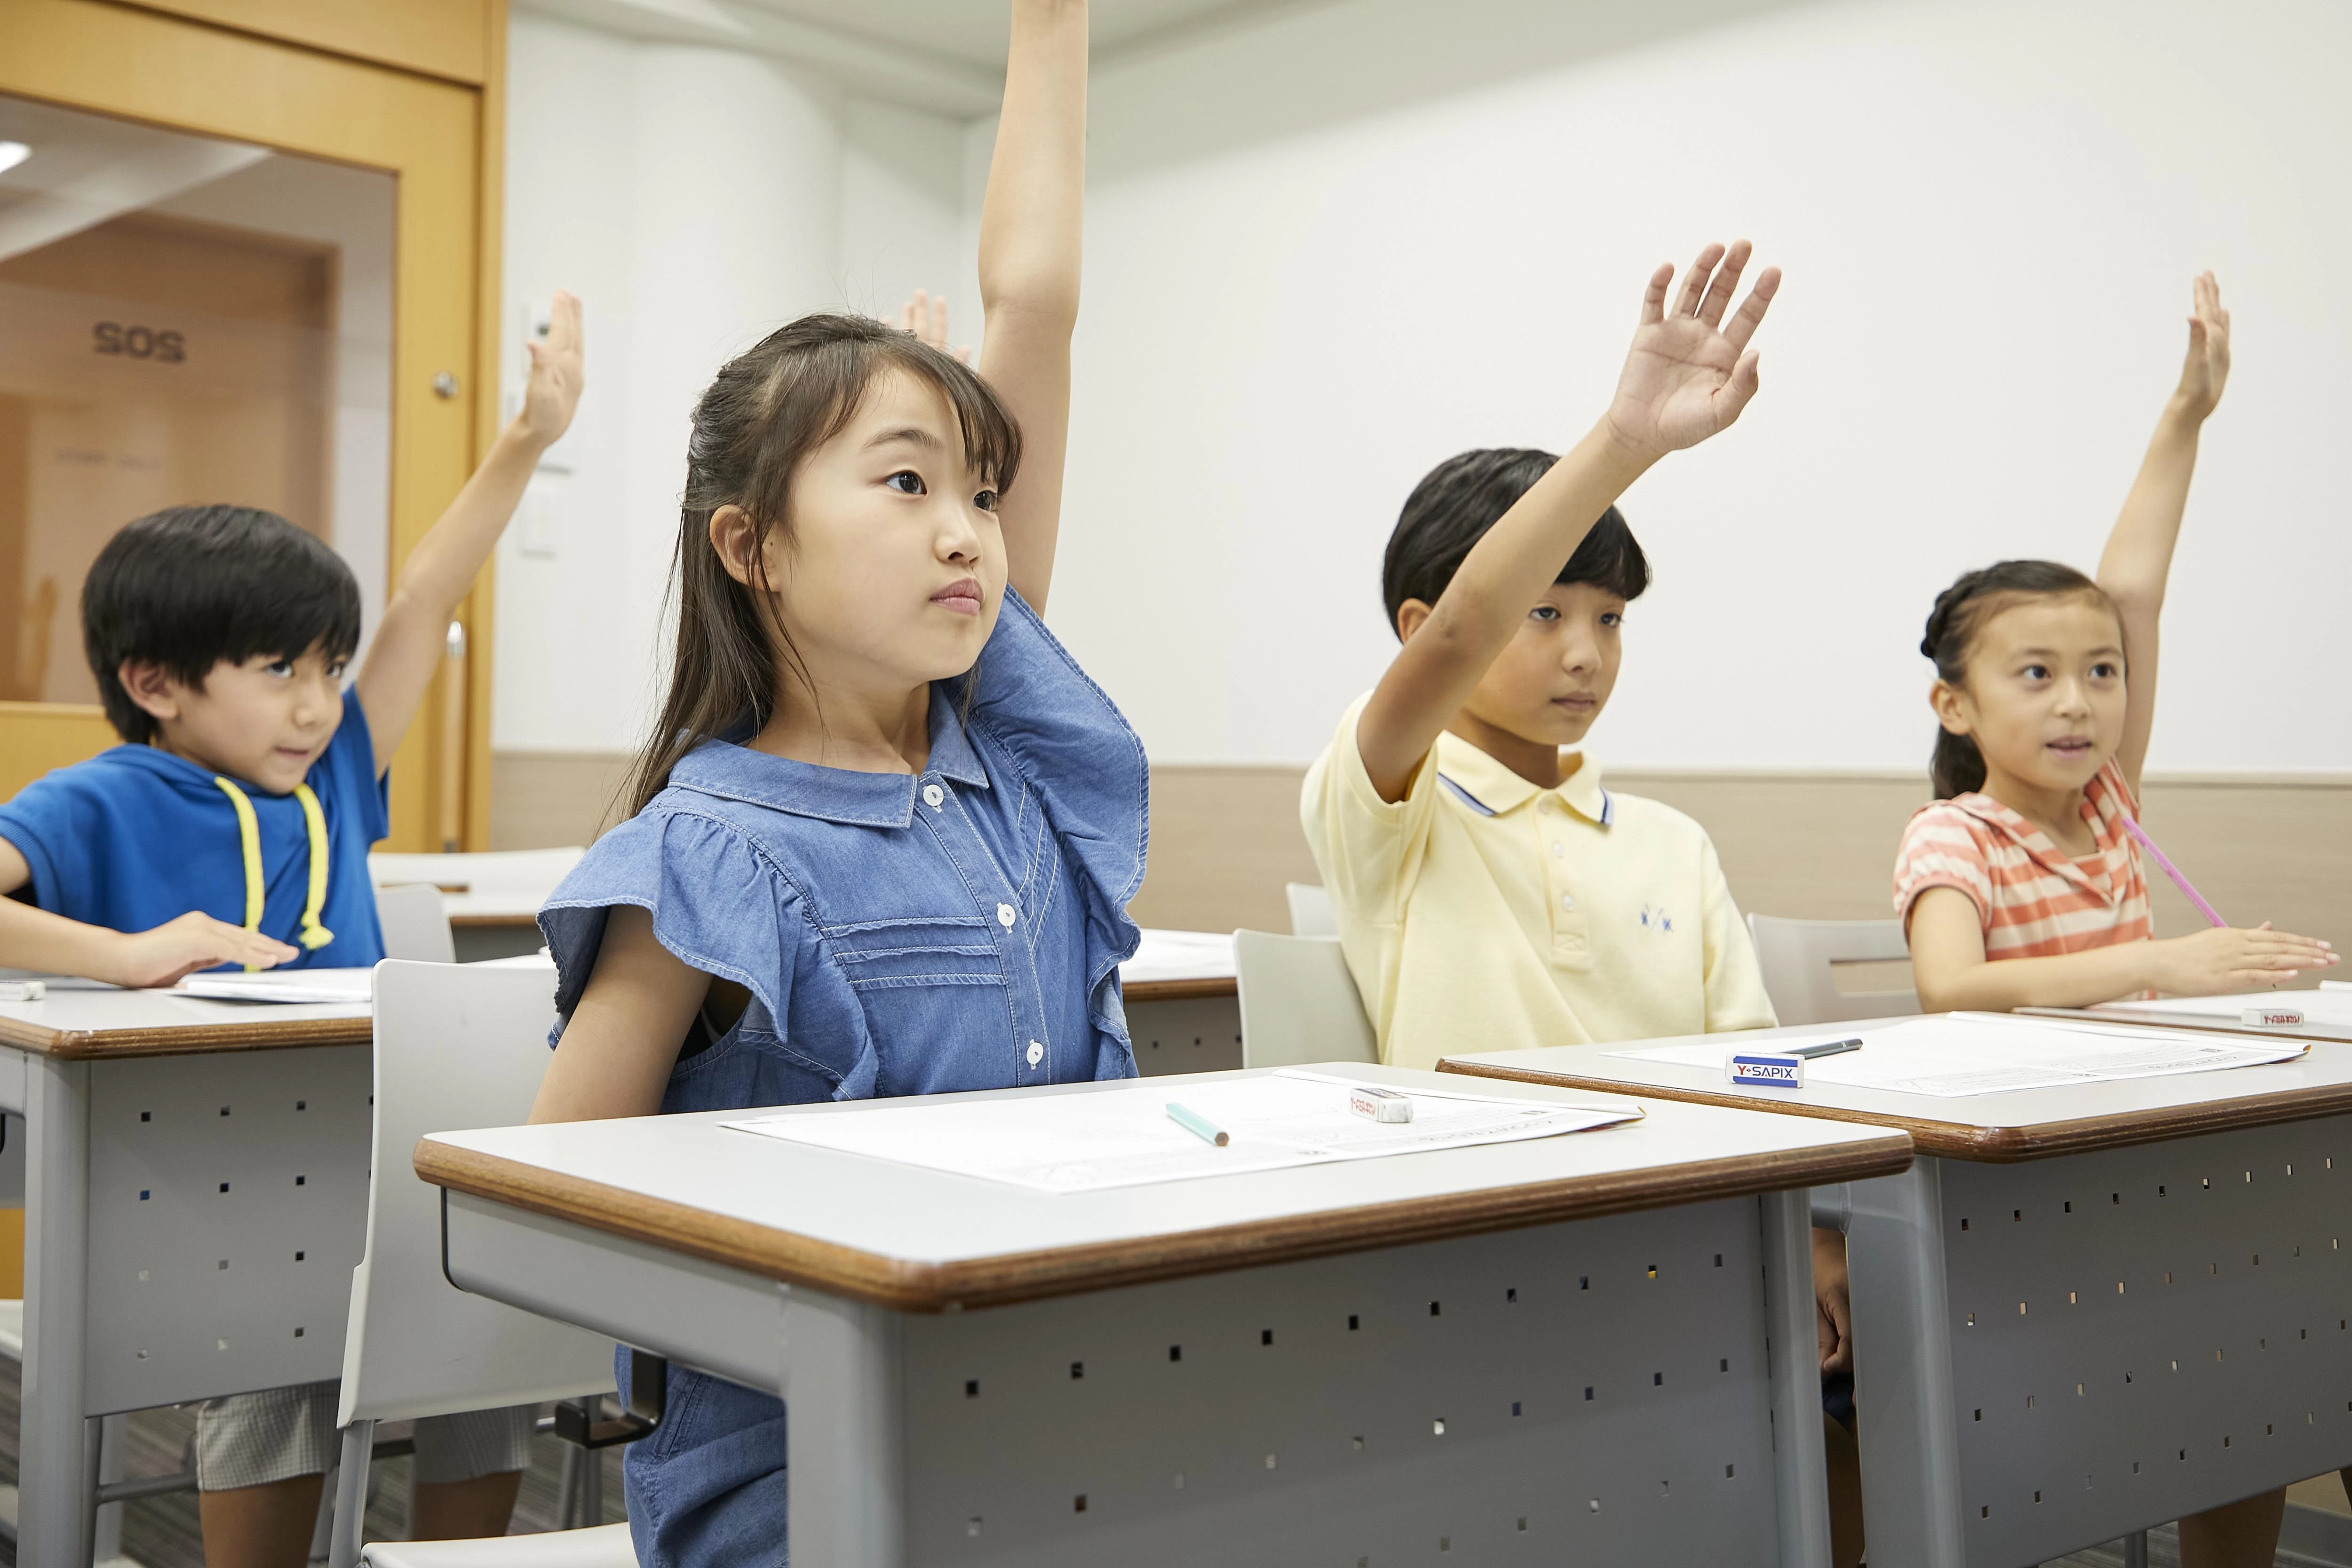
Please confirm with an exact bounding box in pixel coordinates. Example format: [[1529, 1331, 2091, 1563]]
[[1726, 1053, 1804, 1089]]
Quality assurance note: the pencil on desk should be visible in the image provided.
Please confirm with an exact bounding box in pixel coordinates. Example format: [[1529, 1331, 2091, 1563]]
[[1167, 1102, 1230, 1146]]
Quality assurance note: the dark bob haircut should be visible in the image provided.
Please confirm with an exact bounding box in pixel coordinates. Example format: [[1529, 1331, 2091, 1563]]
[[1380, 447, 1651, 635], [82, 504, 362, 745]]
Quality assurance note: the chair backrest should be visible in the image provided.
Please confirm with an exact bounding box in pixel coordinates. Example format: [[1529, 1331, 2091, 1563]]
[[1284, 882, 1337, 937], [373, 883, 455, 964], [1746, 914, 1920, 1027], [338, 961, 613, 1427], [1234, 930, 1379, 1068]]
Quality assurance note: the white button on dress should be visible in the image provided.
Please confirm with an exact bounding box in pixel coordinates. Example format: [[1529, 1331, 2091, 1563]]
[[1559, 894, 1576, 911], [1551, 842, 1565, 859], [1025, 1040, 1044, 1067], [923, 784, 944, 809], [997, 903, 1017, 928]]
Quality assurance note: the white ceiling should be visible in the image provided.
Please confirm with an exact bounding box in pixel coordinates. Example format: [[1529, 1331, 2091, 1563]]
[[517, 0, 1339, 115], [0, 97, 271, 263]]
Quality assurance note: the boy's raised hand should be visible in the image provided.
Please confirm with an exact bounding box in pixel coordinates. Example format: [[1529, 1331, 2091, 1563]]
[[1604, 241, 1780, 459], [518, 289, 585, 448], [2171, 271, 2230, 422]]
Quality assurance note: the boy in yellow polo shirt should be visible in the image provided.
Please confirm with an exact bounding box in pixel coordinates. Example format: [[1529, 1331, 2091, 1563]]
[[1304, 243, 1779, 1069]]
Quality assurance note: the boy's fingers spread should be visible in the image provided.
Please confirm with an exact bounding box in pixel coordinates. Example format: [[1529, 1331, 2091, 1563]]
[[1674, 244, 1724, 317], [1696, 239, 1748, 327], [1722, 269, 1781, 351], [1638, 262, 1675, 325]]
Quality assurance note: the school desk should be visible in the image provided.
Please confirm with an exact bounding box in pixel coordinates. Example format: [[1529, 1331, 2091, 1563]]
[[0, 985, 376, 1567], [419, 1067, 1909, 1568], [1440, 1019, 2352, 1568], [2021, 988, 2352, 1049]]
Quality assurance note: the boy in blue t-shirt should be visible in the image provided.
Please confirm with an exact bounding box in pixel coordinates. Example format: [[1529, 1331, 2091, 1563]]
[[0, 295, 581, 1564]]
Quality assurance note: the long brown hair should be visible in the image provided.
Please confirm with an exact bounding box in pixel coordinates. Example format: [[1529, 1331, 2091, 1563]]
[[619, 313, 1022, 819], [1920, 559, 2115, 799]]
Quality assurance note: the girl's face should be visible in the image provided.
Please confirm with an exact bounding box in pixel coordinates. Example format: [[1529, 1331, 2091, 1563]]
[[723, 369, 1007, 698], [1931, 594, 2126, 797]]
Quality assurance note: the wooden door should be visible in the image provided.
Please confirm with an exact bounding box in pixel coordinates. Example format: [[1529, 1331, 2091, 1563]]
[[0, 0, 505, 852]]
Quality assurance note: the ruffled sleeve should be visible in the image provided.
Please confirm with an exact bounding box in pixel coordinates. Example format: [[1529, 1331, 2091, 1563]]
[[965, 589, 1149, 977], [538, 804, 805, 1045]]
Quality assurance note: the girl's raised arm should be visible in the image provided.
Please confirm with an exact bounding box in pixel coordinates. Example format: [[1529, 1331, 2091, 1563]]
[[2097, 273, 2229, 796], [975, 0, 1086, 614]]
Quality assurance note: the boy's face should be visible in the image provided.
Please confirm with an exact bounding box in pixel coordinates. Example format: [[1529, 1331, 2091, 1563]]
[[1459, 581, 1626, 749], [1931, 594, 2127, 799], [120, 645, 348, 794]]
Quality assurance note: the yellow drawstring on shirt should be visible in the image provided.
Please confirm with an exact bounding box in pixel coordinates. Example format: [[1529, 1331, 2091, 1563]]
[[213, 776, 335, 968]]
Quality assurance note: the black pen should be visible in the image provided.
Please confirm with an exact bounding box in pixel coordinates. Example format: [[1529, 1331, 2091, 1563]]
[[1787, 1038, 1863, 1060]]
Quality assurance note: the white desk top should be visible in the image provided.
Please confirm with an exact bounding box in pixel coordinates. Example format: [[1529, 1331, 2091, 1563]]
[[2025, 985, 2352, 1046], [0, 981, 371, 1059], [417, 1064, 1909, 1311], [1440, 1016, 2352, 1162]]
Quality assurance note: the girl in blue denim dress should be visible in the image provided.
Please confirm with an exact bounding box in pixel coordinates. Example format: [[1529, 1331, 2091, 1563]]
[[528, 6, 1130, 1562]]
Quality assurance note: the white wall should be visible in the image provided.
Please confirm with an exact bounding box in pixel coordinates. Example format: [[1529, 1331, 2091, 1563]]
[[494, 13, 968, 753], [1050, 0, 2352, 773]]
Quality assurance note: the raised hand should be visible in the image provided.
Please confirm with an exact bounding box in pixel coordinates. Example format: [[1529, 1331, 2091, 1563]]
[[1603, 240, 1780, 460], [898, 288, 972, 364], [107, 912, 299, 989], [518, 290, 584, 448], [2171, 271, 2230, 423]]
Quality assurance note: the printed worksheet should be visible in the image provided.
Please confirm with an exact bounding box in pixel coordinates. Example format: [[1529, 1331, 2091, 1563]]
[[1607, 1014, 2308, 1098], [724, 1070, 1639, 1194], [176, 968, 376, 1005]]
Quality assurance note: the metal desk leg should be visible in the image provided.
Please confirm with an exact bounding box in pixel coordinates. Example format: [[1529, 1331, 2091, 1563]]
[[21, 1053, 91, 1568], [1763, 1188, 1834, 1568], [1847, 1157, 1967, 1568], [785, 1284, 904, 1568], [2122, 1530, 2148, 1568]]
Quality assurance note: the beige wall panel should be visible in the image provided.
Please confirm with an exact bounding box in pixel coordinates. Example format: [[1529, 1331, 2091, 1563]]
[[118, 0, 489, 84], [489, 750, 632, 851]]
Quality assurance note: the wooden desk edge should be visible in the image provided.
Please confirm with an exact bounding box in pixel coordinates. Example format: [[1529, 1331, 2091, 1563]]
[[1123, 976, 1237, 1003], [1438, 1058, 2352, 1162], [0, 1013, 373, 1059], [416, 1131, 1913, 1313]]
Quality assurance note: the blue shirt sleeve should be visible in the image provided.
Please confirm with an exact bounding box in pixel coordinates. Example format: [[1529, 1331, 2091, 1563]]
[[0, 762, 104, 917], [323, 687, 392, 844]]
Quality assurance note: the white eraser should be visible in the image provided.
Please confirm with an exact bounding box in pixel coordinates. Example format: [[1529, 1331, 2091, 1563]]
[[0, 980, 45, 1003], [1348, 1086, 1414, 1123], [2241, 1007, 2304, 1027], [1727, 1053, 1804, 1089]]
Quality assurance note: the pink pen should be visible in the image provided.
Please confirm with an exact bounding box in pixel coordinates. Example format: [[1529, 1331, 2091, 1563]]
[[2118, 814, 2225, 928]]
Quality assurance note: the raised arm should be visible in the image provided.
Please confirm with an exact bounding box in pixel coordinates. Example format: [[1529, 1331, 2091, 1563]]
[[1355, 242, 1780, 800], [974, 0, 1086, 614], [2097, 272, 2228, 796], [355, 292, 583, 773]]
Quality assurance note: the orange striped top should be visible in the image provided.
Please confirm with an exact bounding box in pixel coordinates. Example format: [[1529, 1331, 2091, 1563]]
[[1892, 760, 2152, 961]]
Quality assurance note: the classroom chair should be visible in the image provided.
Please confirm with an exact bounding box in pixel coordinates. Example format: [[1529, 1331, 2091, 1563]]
[[328, 960, 641, 1568], [1284, 881, 1337, 937], [1234, 929, 1378, 1068], [375, 883, 458, 964], [1745, 914, 1920, 1027]]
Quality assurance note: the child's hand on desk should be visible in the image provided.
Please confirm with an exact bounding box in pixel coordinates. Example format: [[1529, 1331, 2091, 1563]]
[[106, 912, 300, 990], [897, 289, 972, 365], [515, 290, 585, 449], [2167, 271, 2231, 424], [2151, 922, 2336, 995], [1603, 239, 1781, 461]]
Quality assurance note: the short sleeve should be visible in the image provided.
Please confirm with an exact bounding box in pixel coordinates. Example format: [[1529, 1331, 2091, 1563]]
[[1696, 832, 1777, 1032], [538, 807, 804, 1045], [321, 688, 391, 844], [1893, 804, 1994, 934], [1299, 692, 1440, 930], [0, 766, 97, 914], [2086, 759, 2140, 825], [966, 589, 1148, 944]]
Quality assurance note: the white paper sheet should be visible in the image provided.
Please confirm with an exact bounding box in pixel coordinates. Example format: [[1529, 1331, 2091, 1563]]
[[1120, 929, 1236, 985], [724, 1070, 1640, 1193], [176, 968, 376, 1005], [1606, 1014, 2308, 1098], [2085, 990, 2352, 1027]]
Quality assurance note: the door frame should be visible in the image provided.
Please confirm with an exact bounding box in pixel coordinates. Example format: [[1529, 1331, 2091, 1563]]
[[0, 0, 505, 850]]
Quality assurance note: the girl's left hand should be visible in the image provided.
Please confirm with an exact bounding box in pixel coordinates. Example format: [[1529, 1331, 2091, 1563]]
[[898, 288, 973, 365], [2171, 271, 2230, 422], [518, 290, 585, 447]]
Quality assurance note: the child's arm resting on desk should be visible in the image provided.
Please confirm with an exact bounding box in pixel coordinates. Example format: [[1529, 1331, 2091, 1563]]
[[1356, 244, 1780, 801], [1907, 885, 2333, 1011], [2097, 273, 2229, 797], [976, 0, 1086, 615], [0, 838, 298, 985], [528, 906, 708, 1122], [355, 292, 584, 776]]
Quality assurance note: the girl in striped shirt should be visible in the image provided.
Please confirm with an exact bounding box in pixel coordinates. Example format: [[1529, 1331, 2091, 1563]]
[[1893, 274, 2338, 1568]]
